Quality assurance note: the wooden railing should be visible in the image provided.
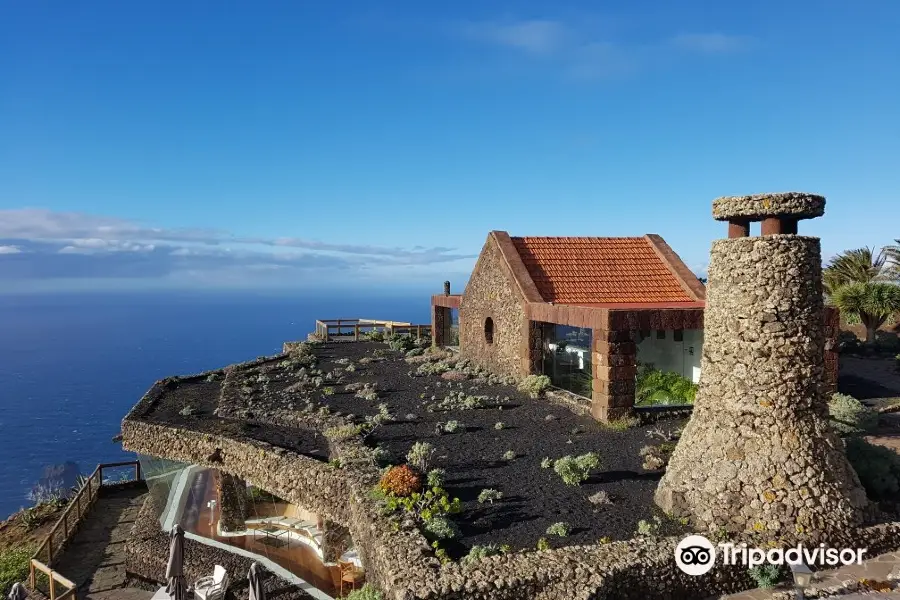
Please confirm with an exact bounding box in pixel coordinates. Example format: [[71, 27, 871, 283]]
[[26, 461, 143, 599], [28, 560, 77, 600], [314, 319, 432, 341]]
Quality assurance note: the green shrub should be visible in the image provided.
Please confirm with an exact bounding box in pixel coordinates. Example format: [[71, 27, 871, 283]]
[[545, 522, 571, 537], [553, 453, 600, 486], [518, 374, 551, 398], [1, 547, 34, 595], [478, 489, 503, 504], [540, 457, 553, 469], [442, 420, 462, 433], [502, 450, 516, 461], [461, 544, 507, 566], [748, 564, 783, 589], [324, 424, 364, 442], [637, 517, 661, 536], [345, 583, 383, 600], [423, 516, 459, 540], [426, 469, 446, 488], [363, 330, 385, 342], [635, 364, 697, 406], [536, 537, 550, 551], [494, 422, 505, 430], [406, 442, 435, 473], [846, 437, 900, 499], [828, 393, 879, 436]]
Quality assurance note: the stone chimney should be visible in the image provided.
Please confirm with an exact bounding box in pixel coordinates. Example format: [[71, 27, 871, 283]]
[[443, 281, 451, 296], [655, 192, 867, 545]]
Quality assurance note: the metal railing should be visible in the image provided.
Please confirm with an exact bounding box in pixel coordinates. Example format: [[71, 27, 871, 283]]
[[26, 460, 143, 599], [314, 318, 432, 341]]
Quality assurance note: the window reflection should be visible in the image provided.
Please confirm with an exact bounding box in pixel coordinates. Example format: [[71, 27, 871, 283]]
[[539, 323, 593, 398]]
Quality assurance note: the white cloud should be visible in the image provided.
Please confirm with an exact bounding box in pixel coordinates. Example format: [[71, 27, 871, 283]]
[[0, 245, 22, 254], [455, 18, 755, 79], [460, 19, 570, 55]]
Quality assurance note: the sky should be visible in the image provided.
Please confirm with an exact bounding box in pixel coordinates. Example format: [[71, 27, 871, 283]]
[[1, 1, 898, 294]]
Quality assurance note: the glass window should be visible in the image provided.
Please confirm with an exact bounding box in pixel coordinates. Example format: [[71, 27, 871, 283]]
[[539, 323, 593, 398], [448, 308, 459, 346]]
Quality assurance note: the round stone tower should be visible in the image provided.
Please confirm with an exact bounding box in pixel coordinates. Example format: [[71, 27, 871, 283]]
[[655, 192, 868, 545]]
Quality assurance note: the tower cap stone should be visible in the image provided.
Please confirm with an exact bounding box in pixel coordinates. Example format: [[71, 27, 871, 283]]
[[713, 192, 825, 222]]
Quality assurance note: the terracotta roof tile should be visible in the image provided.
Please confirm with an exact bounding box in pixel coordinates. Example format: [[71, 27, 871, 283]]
[[509, 236, 695, 305]]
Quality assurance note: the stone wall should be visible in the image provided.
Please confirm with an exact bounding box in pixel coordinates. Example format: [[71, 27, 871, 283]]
[[656, 234, 868, 545], [122, 412, 900, 599], [459, 236, 528, 378], [322, 520, 352, 564]]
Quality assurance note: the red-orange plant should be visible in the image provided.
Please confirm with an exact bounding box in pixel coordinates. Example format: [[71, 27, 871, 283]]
[[379, 465, 423, 497]]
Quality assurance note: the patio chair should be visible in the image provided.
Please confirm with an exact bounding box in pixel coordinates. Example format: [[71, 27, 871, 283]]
[[194, 565, 229, 600], [339, 560, 365, 596]]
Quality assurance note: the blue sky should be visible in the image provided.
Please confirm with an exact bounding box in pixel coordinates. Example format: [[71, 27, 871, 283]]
[[1, 1, 898, 293]]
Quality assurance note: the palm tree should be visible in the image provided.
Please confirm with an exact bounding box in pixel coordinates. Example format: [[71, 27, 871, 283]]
[[884, 239, 900, 278], [823, 247, 890, 296], [831, 282, 900, 345]]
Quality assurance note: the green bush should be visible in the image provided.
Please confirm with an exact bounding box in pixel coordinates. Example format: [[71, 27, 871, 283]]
[[828, 393, 879, 435], [406, 442, 435, 472], [545, 522, 571, 537], [426, 468, 446, 487], [345, 583, 383, 600], [846, 437, 900, 499], [748, 564, 783, 589], [553, 452, 601, 486], [1, 547, 32, 596], [518, 375, 551, 398], [635, 364, 697, 406], [478, 489, 503, 504], [461, 544, 508, 566], [423, 516, 459, 540]]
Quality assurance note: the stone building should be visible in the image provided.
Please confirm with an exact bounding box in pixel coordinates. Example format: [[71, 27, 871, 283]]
[[656, 192, 867, 545], [431, 230, 840, 422]]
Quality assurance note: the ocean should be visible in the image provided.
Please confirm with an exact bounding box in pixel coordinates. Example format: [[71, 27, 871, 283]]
[[0, 290, 430, 519]]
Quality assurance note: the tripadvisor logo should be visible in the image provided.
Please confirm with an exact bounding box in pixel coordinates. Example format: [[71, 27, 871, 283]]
[[674, 535, 867, 576]]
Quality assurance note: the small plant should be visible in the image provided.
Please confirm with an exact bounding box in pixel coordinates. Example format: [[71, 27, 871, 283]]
[[17, 507, 41, 531], [553, 453, 600, 486], [327, 458, 343, 469], [442, 420, 462, 433], [478, 489, 503, 504], [640, 442, 677, 471], [598, 536, 611, 544], [424, 516, 459, 540], [546, 522, 571, 537], [518, 374, 551, 398], [461, 544, 507, 566], [426, 468, 446, 487], [748, 564, 784, 589], [604, 415, 641, 431], [205, 373, 219, 382], [494, 422, 505, 430], [179, 405, 196, 416], [407, 442, 436, 473], [828, 392, 879, 436], [636, 516, 662, 536], [536, 537, 550, 551], [379, 465, 423, 497], [322, 386, 335, 395], [502, 450, 516, 461], [588, 491, 613, 506], [540, 457, 553, 469], [324, 424, 364, 442], [345, 583, 383, 600], [355, 386, 379, 402]]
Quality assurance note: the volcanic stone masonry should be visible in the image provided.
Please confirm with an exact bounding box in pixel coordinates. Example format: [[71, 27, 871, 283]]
[[655, 192, 869, 546]]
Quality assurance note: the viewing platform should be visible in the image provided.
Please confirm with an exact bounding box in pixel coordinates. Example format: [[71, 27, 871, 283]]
[[312, 319, 431, 342]]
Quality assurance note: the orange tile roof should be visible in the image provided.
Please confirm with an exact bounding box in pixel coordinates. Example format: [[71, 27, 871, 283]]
[[509, 236, 695, 304]]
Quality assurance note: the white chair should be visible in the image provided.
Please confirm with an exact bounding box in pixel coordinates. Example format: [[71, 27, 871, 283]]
[[194, 565, 229, 600]]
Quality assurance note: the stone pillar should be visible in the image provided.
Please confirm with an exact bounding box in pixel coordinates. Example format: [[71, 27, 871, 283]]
[[216, 472, 248, 533], [321, 520, 352, 564], [591, 329, 637, 422], [655, 193, 867, 546]]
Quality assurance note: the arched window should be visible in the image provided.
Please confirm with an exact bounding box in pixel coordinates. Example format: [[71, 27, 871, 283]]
[[484, 317, 494, 344]]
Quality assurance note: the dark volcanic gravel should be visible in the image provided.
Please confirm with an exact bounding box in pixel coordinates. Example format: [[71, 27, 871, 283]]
[[313, 341, 685, 555]]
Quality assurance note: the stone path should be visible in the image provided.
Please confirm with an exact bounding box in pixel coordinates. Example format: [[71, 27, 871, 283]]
[[720, 551, 900, 599], [50, 486, 147, 599]]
